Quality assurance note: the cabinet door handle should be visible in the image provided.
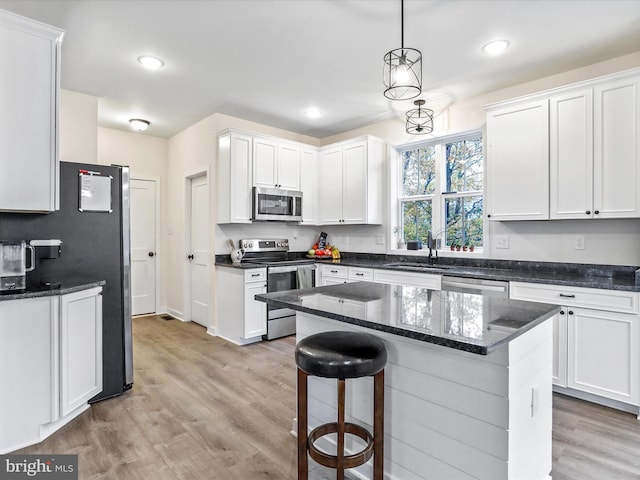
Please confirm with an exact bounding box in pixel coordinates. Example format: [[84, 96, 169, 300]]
[[487, 214, 492, 218], [559, 293, 576, 298], [568, 310, 574, 315], [187, 254, 194, 260], [559, 310, 565, 315], [585, 210, 590, 215], [594, 210, 600, 215]]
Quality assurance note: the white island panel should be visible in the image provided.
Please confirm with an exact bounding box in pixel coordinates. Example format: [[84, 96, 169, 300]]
[[297, 313, 553, 480]]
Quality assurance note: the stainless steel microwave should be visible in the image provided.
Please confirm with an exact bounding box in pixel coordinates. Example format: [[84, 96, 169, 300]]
[[252, 186, 303, 222]]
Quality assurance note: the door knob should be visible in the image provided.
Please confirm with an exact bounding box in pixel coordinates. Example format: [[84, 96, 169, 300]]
[[148, 252, 155, 257], [187, 254, 194, 260]]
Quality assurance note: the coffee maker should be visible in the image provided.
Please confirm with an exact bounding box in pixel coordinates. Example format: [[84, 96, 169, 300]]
[[0, 240, 35, 291]]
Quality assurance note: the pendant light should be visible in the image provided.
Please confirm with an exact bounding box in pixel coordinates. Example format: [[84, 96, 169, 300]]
[[383, 0, 422, 100], [406, 100, 433, 135]]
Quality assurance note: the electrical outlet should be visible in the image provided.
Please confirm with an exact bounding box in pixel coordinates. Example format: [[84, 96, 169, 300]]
[[375, 234, 385, 245], [574, 235, 585, 250], [495, 235, 509, 249], [343, 235, 349, 245]]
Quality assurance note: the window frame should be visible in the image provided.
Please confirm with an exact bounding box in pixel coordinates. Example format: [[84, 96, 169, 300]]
[[392, 130, 485, 255]]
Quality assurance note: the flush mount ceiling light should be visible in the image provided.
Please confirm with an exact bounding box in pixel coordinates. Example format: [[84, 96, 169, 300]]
[[406, 100, 434, 135], [129, 118, 150, 131], [137, 55, 164, 69], [481, 39, 510, 56], [305, 107, 322, 119], [383, 0, 422, 100]]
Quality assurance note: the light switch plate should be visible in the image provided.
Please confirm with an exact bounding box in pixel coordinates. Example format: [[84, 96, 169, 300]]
[[495, 235, 509, 249]]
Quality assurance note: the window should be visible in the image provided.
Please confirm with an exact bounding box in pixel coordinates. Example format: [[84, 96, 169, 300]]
[[397, 132, 484, 250]]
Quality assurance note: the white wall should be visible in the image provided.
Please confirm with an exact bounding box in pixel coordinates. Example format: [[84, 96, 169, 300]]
[[318, 51, 640, 266], [59, 89, 98, 164], [166, 113, 321, 322], [89, 50, 640, 328], [97, 127, 169, 309]]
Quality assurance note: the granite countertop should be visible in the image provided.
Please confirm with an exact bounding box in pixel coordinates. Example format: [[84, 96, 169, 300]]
[[0, 279, 106, 301], [216, 252, 640, 292], [256, 281, 560, 355]]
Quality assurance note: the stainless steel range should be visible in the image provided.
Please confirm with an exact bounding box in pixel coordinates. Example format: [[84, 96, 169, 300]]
[[239, 238, 317, 340]]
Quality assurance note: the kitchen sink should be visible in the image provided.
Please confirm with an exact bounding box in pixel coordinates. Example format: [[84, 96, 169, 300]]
[[383, 262, 453, 270]]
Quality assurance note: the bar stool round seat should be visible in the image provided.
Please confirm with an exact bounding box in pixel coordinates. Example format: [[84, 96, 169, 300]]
[[295, 331, 387, 480]]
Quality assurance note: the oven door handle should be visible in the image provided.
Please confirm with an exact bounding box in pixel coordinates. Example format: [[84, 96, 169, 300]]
[[268, 265, 317, 274]]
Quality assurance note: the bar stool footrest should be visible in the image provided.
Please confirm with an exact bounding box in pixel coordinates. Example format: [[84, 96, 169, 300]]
[[307, 422, 374, 469]]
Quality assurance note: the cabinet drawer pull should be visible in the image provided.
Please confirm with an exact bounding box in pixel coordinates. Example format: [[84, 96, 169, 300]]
[[251, 273, 260, 277], [559, 293, 576, 298], [355, 273, 364, 276], [330, 270, 338, 273]]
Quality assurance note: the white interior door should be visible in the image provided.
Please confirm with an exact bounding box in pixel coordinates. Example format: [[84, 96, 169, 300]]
[[130, 179, 157, 315], [189, 175, 210, 327]]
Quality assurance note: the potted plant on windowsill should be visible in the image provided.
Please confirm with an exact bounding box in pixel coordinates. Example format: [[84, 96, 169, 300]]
[[393, 227, 405, 249]]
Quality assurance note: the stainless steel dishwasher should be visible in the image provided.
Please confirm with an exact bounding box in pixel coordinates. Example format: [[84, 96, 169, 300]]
[[441, 276, 509, 298]]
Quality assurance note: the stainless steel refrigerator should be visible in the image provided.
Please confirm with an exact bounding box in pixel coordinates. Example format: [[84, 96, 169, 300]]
[[0, 161, 133, 401]]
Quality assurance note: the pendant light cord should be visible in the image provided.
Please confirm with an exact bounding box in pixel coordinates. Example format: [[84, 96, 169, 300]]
[[400, 0, 404, 49]]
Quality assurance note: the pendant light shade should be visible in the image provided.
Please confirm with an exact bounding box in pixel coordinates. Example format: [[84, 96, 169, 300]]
[[406, 100, 433, 135], [383, 0, 422, 100]]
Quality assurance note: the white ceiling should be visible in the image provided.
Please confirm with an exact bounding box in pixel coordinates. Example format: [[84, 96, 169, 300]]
[[1, 0, 640, 139]]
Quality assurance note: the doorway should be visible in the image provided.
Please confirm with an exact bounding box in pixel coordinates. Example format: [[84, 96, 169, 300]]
[[187, 174, 210, 327], [130, 178, 158, 315]]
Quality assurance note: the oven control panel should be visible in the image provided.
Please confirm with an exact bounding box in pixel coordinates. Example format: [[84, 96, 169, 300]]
[[239, 238, 289, 252]]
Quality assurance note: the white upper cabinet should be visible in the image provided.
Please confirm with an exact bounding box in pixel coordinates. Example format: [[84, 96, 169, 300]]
[[253, 135, 301, 190], [217, 130, 253, 224], [277, 142, 301, 190], [488, 67, 640, 222], [486, 99, 550, 221], [318, 136, 384, 225], [593, 75, 640, 218], [300, 147, 319, 225], [551, 75, 640, 219], [550, 89, 594, 219], [0, 10, 63, 212]]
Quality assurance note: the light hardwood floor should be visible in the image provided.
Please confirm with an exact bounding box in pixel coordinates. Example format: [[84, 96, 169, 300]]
[[15, 315, 640, 479]]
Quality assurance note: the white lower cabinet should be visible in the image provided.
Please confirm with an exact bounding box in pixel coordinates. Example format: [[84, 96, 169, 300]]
[[244, 279, 267, 338], [320, 264, 348, 286], [320, 265, 374, 286], [0, 296, 56, 453], [216, 267, 267, 344], [511, 281, 640, 409], [0, 286, 103, 454], [567, 307, 638, 404], [59, 287, 103, 418]]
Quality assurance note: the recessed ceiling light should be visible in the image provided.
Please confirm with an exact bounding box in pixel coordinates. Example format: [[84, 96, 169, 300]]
[[137, 55, 164, 69], [305, 107, 322, 119], [481, 39, 510, 56], [129, 118, 150, 131]]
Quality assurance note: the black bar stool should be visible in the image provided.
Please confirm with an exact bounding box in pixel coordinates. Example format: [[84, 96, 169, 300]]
[[295, 331, 387, 480]]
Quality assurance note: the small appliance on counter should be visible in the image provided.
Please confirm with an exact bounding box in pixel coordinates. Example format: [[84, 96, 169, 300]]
[[407, 240, 422, 250], [30, 239, 63, 289], [0, 240, 34, 291]]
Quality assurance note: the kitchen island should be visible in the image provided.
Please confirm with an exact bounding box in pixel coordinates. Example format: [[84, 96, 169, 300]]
[[256, 281, 560, 480]]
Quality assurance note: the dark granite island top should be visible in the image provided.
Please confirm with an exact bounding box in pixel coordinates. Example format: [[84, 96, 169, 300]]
[[256, 281, 560, 355]]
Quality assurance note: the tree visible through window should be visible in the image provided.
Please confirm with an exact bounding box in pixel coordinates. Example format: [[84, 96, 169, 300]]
[[398, 133, 483, 249]]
